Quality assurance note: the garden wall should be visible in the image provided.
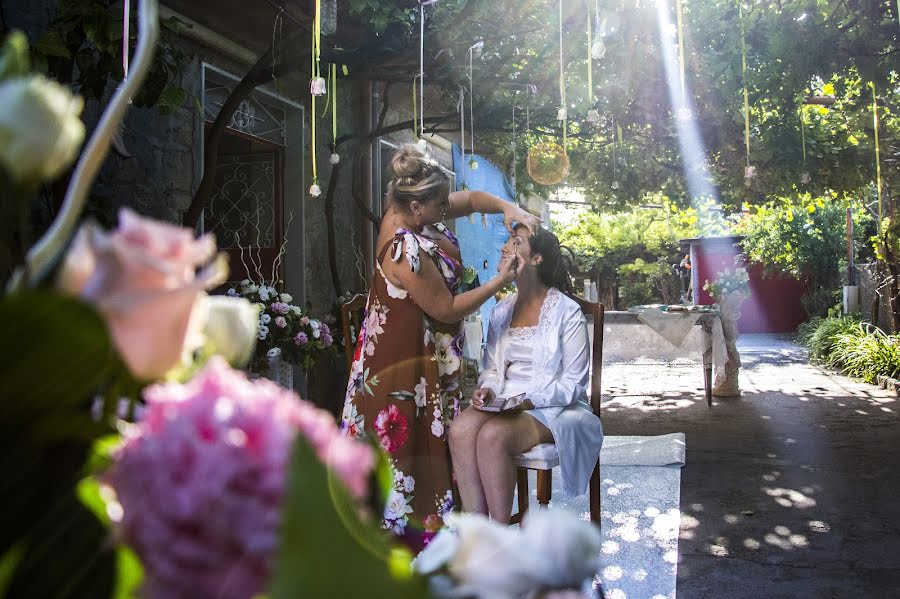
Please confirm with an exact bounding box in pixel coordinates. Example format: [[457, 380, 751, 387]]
[[688, 236, 809, 334]]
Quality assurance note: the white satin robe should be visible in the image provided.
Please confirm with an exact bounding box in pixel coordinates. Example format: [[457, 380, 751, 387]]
[[477, 287, 604, 498]]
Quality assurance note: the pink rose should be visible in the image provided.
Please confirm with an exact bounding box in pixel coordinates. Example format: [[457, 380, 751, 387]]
[[56, 208, 226, 380], [270, 302, 290, 315], [275, 316, 287, 328], [294, 332, 308, 346]]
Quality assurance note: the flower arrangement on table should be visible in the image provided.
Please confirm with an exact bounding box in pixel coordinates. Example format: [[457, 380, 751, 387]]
[[227, 280, 336, 375], [703, 262, 751, 301]]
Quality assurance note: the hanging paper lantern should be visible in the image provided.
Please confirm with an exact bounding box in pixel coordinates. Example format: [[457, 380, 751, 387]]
[[557, 107, 567, 121], [309, 183, 322, 198], [469, 158, 479, 170], [800, 171, 811, 184], [310, 77, 327, 96], [591, 40, 606, 60], [676, 108, 693, 122], [586, 109, 600, 124], [527, 140, 569, 186], [611, 180, 619, 190], [329, 153, 340, 165]]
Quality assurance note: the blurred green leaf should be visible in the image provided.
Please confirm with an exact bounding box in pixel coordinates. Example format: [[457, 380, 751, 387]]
[[0, 31, 31, 80], [271, 438, 428, 599]]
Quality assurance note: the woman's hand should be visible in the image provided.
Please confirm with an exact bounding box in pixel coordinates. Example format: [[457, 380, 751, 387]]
[[503, 203, 541, 237], [497, 251, 525, 285], [471, 387, 495, 409]]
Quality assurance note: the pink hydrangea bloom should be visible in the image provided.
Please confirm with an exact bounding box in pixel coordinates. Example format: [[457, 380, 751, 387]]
[[105, 357, 374, 599]]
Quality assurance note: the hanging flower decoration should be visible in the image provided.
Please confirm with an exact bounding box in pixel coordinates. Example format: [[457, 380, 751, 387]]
[[309, 183, 321, 198], [526, 139, 569, 186], [611, 180, 620, 190], [329, 153, 340, 165], [800, 171, 811, 185], [586, 109, 600, 124], [556, 107, 567, 121], [590, 39, 606, 60], [743, 165, 756, 187], [468, 158, 478, 170], [309, 76, 327, 96]]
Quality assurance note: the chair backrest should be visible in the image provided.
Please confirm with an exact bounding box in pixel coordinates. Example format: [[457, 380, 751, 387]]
[[565, 293, 605, 417], [340, 293, 368, 373]]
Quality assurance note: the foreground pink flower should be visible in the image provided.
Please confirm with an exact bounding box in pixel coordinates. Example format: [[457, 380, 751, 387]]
[[105, 358, 375, 599], [57, 208, 226, 380]]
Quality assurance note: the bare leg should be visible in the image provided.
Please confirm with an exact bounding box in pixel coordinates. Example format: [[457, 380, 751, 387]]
[[475, 413, 553, 523], [448, 406, 496, 515]]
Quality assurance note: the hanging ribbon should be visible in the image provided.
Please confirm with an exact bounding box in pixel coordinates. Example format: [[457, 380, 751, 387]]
[[419, 2, 426, 142], [799, 106, 806, 164], [738, 0, 751, 167], [310, 0, 321, 194], [870, 81, 883, 228], [559, 0, 567, 148], [122, 0, 130, 78], [413, 76, 419, 139], [458, 86, 466, 187], [586, 0, 593, 105], [331, 63, 337, 146], [468, 47, 475, 157], [675, 0, 686, 103]]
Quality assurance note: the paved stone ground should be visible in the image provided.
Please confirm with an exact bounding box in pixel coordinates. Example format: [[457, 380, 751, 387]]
[[600, 334, 900, 598]]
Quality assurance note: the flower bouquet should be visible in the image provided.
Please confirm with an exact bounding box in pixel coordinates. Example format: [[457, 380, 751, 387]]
[[703, 263, 751, 302], [228, 280, 337, 375]]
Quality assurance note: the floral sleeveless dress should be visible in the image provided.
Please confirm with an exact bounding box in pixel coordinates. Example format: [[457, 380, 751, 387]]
[[341, 224, 463, 550]]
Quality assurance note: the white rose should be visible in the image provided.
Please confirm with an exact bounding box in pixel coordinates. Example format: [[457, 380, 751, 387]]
[[413, 528, 460, 575], [290, 306, 302, 316], [403, 475, 415, 493], [431, 419, 444, 438], [280, 293, 293, 303], [0, 75, 85, 185], [444, 513, 537, 598], [310, 320, 321, 330], [199, 295, 259, 367], [312, 328, 321, 339], [519, 509, 603, 590]]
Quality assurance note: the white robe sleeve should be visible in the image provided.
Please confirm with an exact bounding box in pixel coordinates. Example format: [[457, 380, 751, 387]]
[[528, 307, 589, 408], [477, 312, 503, 395]]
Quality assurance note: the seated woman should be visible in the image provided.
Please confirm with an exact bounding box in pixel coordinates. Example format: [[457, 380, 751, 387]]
[[448, 226, 603, 522]]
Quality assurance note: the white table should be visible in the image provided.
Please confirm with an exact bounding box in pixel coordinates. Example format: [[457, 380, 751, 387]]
[[603, 311, 723, 406]]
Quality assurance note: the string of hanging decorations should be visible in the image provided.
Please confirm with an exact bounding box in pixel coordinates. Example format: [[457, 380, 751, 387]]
[[309, 0, 324, 197], [527, 0, 569, 186], [738, 0, 755, 186], [869, 81, 883, 230]]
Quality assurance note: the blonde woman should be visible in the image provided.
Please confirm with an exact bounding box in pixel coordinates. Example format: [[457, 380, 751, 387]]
[[341, 144, 538, 550]]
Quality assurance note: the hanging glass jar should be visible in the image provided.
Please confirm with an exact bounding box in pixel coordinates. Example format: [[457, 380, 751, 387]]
[[320, 0, 337, 36]]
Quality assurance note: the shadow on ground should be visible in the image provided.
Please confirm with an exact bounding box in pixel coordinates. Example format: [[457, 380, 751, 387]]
[[599, 334, 900, 598]]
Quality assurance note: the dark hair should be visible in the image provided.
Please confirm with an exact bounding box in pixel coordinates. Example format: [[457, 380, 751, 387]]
[[527, 226, 574, 293], [386, 144, 451, 209]]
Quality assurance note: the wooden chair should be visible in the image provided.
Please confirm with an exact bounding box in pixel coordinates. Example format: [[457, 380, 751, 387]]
[[340, 293, 368, 373], [509, 295, 605, 526]]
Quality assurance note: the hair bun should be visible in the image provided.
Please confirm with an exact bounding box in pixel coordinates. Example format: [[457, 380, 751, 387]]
[[390, 145, 426, 180]]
